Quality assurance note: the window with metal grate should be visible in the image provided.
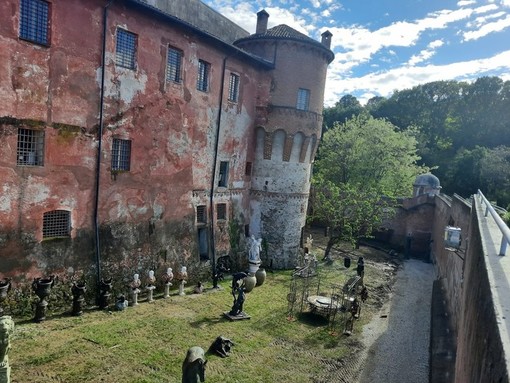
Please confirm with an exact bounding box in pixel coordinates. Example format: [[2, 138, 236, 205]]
[[17, 128, 44, 166], [216, 203, 227, 220], [197, 60, 210, 92], [228, 73, 240, 102], [116, 28, 137, 69], [43, 210, 71, 238], [19, 0, 50, 46], [166, 47, 182, 83], [196, 205, 207, 224], [296, 88, 310, 111], [111, 138, 131, 171]]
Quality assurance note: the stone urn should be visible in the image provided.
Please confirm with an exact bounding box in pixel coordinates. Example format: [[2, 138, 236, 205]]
[[71, 281, 87, 316], [99, 278, 113, 309], [243, 273, 257, 293], [0, 278, 11, 317], [255, 268, 266, 287], [32, 276, 55, 322]]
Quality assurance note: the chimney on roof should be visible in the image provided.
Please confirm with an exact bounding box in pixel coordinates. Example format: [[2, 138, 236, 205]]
[[256, 10, 269, 34], [321, 30, 332, 49]]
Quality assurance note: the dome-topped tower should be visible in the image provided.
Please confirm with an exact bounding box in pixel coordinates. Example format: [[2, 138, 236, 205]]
[[235, 11, 334, 269], [413, 173, 441, 196]]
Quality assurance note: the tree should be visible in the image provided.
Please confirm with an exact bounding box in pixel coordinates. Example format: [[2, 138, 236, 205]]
[[311, 114, 427, 259], [323, 94, 363, 134]]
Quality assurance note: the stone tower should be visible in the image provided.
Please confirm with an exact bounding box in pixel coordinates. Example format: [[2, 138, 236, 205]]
[[235, 11, 334, 268]]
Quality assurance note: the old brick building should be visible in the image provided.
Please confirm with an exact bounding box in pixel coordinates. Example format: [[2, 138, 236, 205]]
[[0, 0, 333, 287]]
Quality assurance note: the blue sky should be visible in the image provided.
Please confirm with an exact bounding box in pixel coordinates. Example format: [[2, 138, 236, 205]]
[[202, 0, 510, 106]]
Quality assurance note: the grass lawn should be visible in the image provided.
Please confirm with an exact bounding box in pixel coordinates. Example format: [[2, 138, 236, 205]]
[[8, 244, 398, 383]]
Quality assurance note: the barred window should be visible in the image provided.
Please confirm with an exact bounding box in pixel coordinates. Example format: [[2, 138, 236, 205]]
[[197, 60, 210, 92], [43, 210, 71, 238], [218, 161, 229, 187], [196, 205, 207, 224], [296, 88, 310, 111], [111, 138, 131, 171], [17, 128, 44, 166], [116, 28, 137, 69], [228, 73, 240, 102], [166, 47, 182, 83], [19, 0, 50, 46], [216, 203, 226, 220]]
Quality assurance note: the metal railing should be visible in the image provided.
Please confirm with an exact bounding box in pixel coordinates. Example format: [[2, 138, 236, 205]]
[[478, 190, 510, 256]]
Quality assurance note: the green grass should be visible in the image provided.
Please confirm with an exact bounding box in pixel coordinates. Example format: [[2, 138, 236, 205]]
[[9, 247, 397, 383]]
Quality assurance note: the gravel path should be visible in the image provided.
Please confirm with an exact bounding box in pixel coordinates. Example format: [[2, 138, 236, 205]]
[[358, 259, 435, 383]]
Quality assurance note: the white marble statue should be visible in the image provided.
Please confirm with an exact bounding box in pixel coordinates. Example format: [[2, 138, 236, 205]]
[[248, 235, 262, 263]]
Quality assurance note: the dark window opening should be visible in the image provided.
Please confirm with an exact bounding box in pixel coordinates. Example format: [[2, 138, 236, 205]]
[[197, 60, 210, 92], [166, 47, 182, 83], [196, 205, 207, 224], [245, 162, 252, 177], [116, 28, 137, 69], [228, 73, 240, 102], [19, 0, 49, 46], [218, 161, 229, 187], [244, 224, 250, 237], [17, 128, 44, 166], [43, 210, 71, 238], [111, 138, 131, 171], [198, 227, 209, 260], [216, 203, 227, 220]]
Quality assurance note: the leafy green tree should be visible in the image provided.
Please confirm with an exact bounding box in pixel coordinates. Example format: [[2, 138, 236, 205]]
[[323, 94, 363, 134], [479, 146, 510, 206], [311, 114, 427, 258]]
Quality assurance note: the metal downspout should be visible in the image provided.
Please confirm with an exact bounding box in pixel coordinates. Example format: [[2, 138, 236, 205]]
[[210, 56, 228, 288], [93, 0, 113, 301]]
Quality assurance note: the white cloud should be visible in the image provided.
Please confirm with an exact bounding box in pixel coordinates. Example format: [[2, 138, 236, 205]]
[[458, 0, 476, 6], [324, 50, 510, 105], [407, 39, 444, 66], [462, 14, 510, 40]]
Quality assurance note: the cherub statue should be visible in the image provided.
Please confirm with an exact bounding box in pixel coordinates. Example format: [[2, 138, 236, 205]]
[[248, 235, 262, 263]]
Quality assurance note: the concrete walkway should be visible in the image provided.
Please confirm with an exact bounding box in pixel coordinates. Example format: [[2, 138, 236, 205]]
[[359, 259, 435, 383]]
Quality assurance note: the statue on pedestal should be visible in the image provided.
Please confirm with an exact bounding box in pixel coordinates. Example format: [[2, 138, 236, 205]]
[[0, 316, 14, 383]]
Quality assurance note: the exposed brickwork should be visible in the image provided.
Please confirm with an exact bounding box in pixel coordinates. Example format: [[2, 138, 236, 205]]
[[283, 135, 293, 162]]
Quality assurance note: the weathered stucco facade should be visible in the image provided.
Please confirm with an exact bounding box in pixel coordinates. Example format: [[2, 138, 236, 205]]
[[0, 0, 333, 288]]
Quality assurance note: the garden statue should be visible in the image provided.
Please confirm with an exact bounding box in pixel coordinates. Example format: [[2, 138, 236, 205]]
[[247, 235, 262, 274], [209, 336, 234, 358], [71, 281, 87, 316], [0, 279, 11, 317], [0, 316, 14, 383], [146, 270, 156, 302], [162, 268, 174, 298], [182, 346, 207, 383], [116, 295, 128, 311], [32, 276, 55, 322], [99, 278, 112, 309], [130, 274, 141, 306], [177, 266, 188, 296], [228, 272, 247, 317], [193, 282, 204, 294]]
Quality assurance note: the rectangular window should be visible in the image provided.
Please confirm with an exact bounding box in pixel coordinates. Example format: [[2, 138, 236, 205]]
[[218, 161, 229, 187], [19, 0, 50, 46], [111, 138, 131, 171], [197, 60, 210, 92], [197, 227, 209, 260], [116, 28, 137, 69], [196, 205, 207, 224], [166, 47, 182, 83], [43, 210, 71, 238], [296, 88, 310, 111], [228, 73, 240, 102], [17, 128, 44, 166], [244, 224, 250, 237], [216, 203, 227, 220], [245, 162, 252, 177]]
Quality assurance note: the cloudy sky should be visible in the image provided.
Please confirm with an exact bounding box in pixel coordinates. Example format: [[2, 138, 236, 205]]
[[202, 0, 510, 106]]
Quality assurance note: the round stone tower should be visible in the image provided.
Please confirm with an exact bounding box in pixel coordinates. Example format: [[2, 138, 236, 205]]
[[235, 11, 334, 269]]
